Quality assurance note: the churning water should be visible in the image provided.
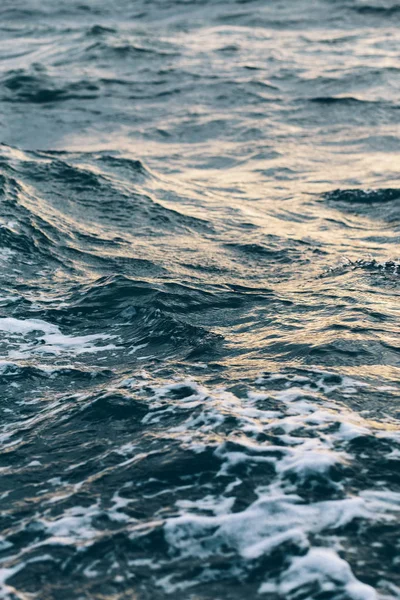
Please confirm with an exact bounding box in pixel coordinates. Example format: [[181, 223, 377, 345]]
[[0, 1, 399, 598]]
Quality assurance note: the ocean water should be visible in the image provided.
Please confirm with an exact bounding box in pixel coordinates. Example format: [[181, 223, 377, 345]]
[[0, 0, 399, 598]]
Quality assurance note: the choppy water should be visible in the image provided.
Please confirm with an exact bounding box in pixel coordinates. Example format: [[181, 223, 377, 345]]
[[0, 1, 399, 598]]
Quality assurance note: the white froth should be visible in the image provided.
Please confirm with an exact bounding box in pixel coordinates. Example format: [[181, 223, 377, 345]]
[[137, 369, 400, 597], [0, 316, 117, 357], [268, 548, 377, 599]]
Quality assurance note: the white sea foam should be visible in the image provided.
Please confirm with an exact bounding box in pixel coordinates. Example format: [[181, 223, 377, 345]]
[[0, 317, 117, 357], [266, 548, 378, 599], [138, 370, 400, 597]]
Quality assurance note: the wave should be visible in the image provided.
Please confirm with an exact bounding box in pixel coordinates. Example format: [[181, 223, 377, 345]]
[[323, 188, 400, 203], [310, 96, 380, 105], [1, 70, 99, 104], [354, 3, 400, 16]]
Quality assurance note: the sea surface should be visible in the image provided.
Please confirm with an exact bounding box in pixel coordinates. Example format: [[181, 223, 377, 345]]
[[0, 1, 399, 598]]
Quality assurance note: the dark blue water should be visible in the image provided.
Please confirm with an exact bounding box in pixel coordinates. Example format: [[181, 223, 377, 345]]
[[0, 1, 399, 598]]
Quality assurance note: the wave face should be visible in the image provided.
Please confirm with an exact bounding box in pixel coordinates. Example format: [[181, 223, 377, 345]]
[[0, 1, 399, 599]]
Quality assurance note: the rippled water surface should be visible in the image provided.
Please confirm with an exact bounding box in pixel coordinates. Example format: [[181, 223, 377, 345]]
[[0, 1, 399, 598]]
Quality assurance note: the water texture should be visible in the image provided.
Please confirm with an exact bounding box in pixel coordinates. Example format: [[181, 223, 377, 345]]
[[0, 1, 399, 598]]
